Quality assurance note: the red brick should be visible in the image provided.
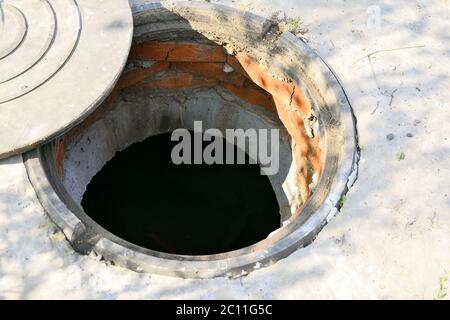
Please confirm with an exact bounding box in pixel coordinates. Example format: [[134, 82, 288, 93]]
[[171, 62, 246, 87], [54, 139, 65, 176], [130, 42, 226, 62], [273, 96, 322, 178], [140, 72, 219, 90], [226, 55, 250, 78], [234, 54, 311, 115], [222, 82, 275, 112], [117, 62, 169, 90]]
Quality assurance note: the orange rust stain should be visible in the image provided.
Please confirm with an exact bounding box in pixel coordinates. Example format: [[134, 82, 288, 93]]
[[130, 42, 226, 62]]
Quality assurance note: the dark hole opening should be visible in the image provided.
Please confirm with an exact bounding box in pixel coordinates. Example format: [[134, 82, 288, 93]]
[[81, 131, 280, 255]]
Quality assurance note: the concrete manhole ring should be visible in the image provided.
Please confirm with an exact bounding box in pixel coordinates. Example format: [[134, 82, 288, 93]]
[[23, 1, 358, 278]]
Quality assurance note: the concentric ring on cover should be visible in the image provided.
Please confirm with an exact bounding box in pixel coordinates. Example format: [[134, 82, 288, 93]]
[[0, 3, 27, 59], [0, 0, 81, 101], [0, 1, 56, 83], [0, 0, 133, 158]]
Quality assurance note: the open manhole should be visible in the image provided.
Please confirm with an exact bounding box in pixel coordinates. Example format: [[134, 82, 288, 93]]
[[81, 131, 281, 255], [23, 2, 358, 278]]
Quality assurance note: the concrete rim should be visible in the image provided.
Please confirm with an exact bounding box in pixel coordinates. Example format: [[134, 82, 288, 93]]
[[24, 1, 359, 278]]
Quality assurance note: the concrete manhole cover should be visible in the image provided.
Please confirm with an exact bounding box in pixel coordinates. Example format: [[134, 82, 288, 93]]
[[0, 0, 133, 158], [23, 1, 358, 278]]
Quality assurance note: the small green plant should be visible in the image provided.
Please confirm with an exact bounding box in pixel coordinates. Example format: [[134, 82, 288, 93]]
[[290, 17, 302, 30], [396, 151, 405, 161], [274, 14, 308, 37], [338, 195, 347, 210], [435, 273, 448, 300]]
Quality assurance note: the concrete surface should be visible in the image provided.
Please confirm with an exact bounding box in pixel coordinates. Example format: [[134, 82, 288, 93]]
[[0, 0, 449, 299]]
